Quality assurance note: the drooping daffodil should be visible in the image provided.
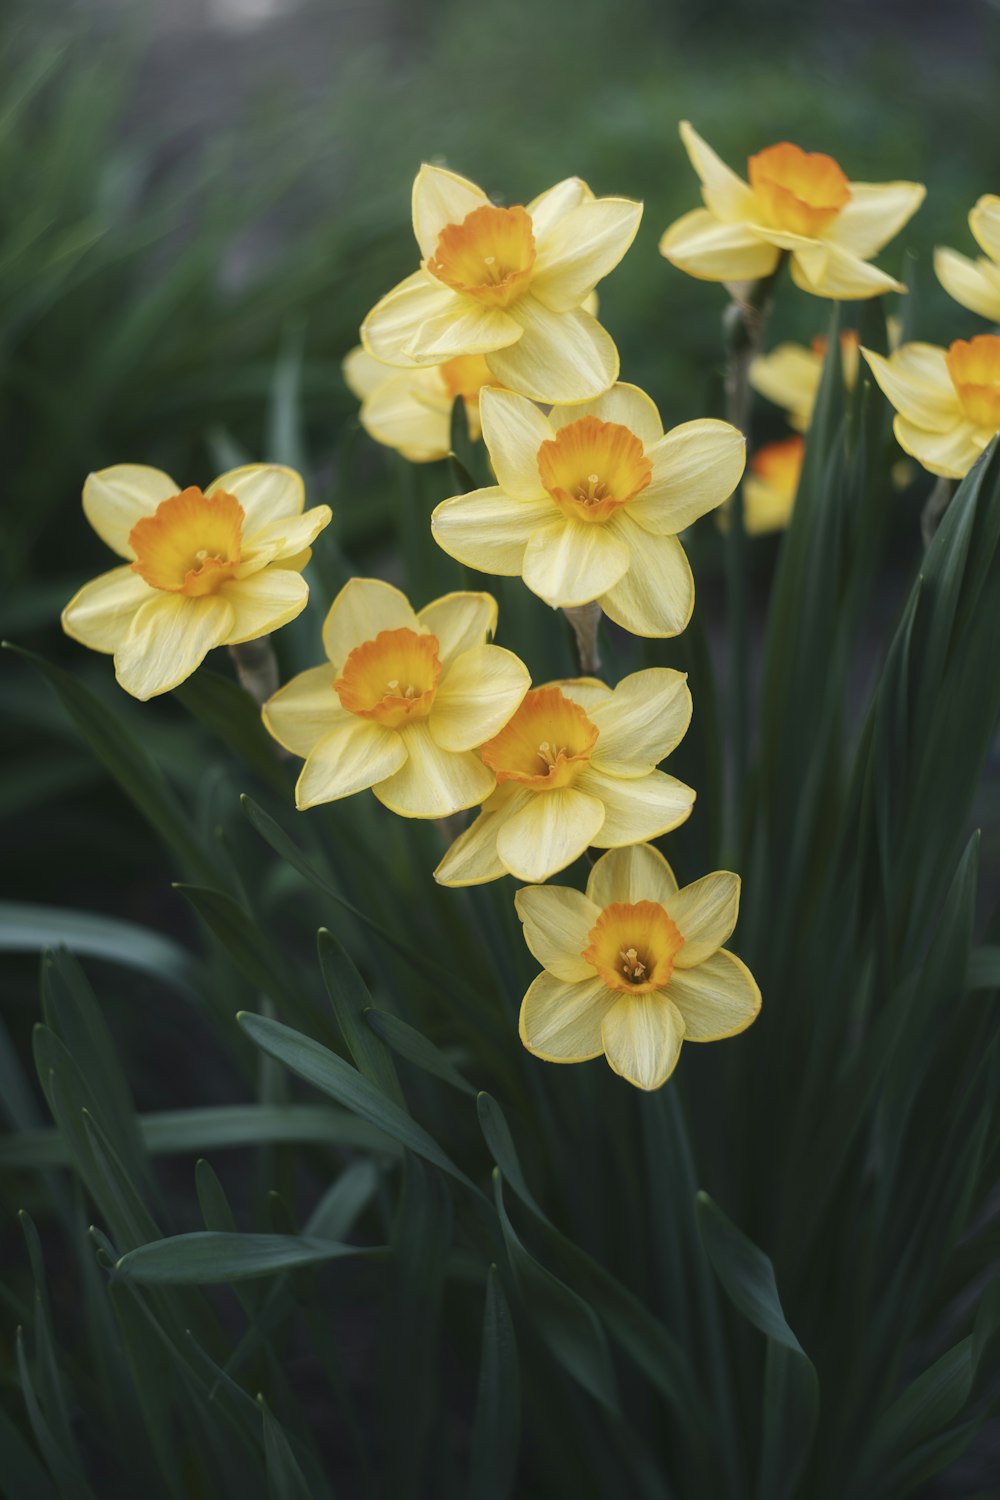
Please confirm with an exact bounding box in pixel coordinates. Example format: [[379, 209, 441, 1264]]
[[862, 334, 1000, 479]]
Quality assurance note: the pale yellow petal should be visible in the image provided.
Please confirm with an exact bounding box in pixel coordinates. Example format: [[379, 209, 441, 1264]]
[[968, 194, 1000, 263], [527, 178, 593, 239], [487, 298, 618, 404], [599, 525, 694, 637], [632, 420, 746, 534], [401, 300, 524, 363], [659, 208, 780, 283], [933, 248, 1000, 322], [666, 948, 760, 1040], [296, 719, 407, 810], [321, 577, 419, 668], [207, 464, 304, 537], [359, 365, 452, 462], [585, 843, 677, 909], [496, 787, 606, 883], [860, 346, 959, 433], [113, 593, 234, 701], [602, 994, 684, 1090], [241, 505, 332, 569], [554, 677, 613, 712], [342, 345, 388, 401], [789, 242, 904, 300], [373, 720, 495, 818], [431, 486, 554, 576], [61, 566, 153, 653], [360, 271, 467, 368], [589, 668, 691, 776], [678, 120, 755, 221], [666, 873, 741, 967], [514, 884, 601, 982], [417, 591, 497, 665], [220, 569, 309, 645], [429, 644, 529, 751], [547, 382, 664, 446], [82, 465, 179, 560], [749, 344, 821, 428], [411, 163, 490, 260], [523, 516, 630, 608], [580, 766, 695, 848], [262, 663, 347, 757], [742, 473, 797, 535], [531, 197, 643, 311], [892, 415, 986, 480], [519, 971, 616, 1063], [826, 181, 925, 259], [479, 387, 552, 500], [433, 791, 532, 887]]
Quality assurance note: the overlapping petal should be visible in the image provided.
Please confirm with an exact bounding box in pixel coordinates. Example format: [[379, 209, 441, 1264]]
[[522, 517, 630, 607], [547, 382, 664, 446], [519, 971, 616, 1062], [114, 594, 234, 701], [827, 181, 926, 259], [632, 420, 746, 534], [665, 873, 741, 967], [429, 645, 530, 751], [860, 347, 959, 432], [61, 566, 155, 653], [221, 569, 309, 645], [495, 787, 606, 884], [296, 719, 408, 810], [587, 669, 692, 776], [208, 464, 304, 533], [432, 486, 555, 576], [262, 663, 346, 757], [433, 792, 528, 886], [486, 298, 619, 404], [892, 416, 986, 481], [678, 119, 756, 221], [83, 466, 180, 559], [970, 194, 1000, 262], [585, 843, 678, 909], [933, 248, 1000, 323], [322, 578, 420, 667], [666, 949, 761, 1040], [514, 885, 600, 981], [659, 208, 781, 283], [412, 164, 490, 260], [373, 721, 495, 818], [602, 994, 685, 1090], [416, 592, 497, 665], [531, 197, 643, 311], [479, 389, 552, 500], [788, 242, 904, 300], [580, 766, 695, 847], [599, 524, 695, 637]]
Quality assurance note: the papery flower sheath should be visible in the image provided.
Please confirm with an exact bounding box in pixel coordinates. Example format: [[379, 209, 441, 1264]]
[[935, 196, 1000, 322], [862, 335, 1000, 478], [342, 347, 499, 462], [360, 165, 642, 404], [432, 384, 744, 637], [660, 122, 924, 300], [434, 672, 694, 887], [262, 578, 529, 816], [516, 842, 760, 1090], [61, 464, 331, 700]]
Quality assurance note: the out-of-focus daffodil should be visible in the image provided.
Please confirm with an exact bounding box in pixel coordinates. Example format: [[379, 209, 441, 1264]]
[[750, 331, 862, 431], [434, 672, 694, 887], [935, 196, 1000, 322], [262, 579, 529, 816], [432, 384, 744, 638], [739, 437, 804, 534], [61, 465, 331, 701], [361, 165, 641, 404], [516, 842, 760, 1090], [862, 334, 1000, 479], [660, 122, 924, 301], [342, 347, 499, 462]]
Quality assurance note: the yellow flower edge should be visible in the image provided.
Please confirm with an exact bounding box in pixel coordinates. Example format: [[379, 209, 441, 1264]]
[[861, 336, 1000, 479], [934, 195, 1000, 322]]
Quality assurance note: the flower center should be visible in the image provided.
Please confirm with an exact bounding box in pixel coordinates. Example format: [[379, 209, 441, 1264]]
[[945, 335, 1000, 428], [479, 686, 598, 789], [428, 204, 536, 307], [748, 142, 851, 237], [750, 436, 804, 500], [583, 901, 685, 995], [536, 417, 652, 524], [129, 487, 244, 596], [335, 628, 442, 729]]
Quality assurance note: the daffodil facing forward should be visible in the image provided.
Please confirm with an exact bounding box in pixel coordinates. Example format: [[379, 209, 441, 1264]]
[[935, 196, 1000, 322], [660, 122, 924, 300], [434, 672, 694, 887], [342, 347, 500, 462], [262, 579, 529, 816], [432, 384, 745, 637], [862, 334, 1000, 478], [61, 465, 331, 700], [361, 165, 642, 404], [516, 842, 760, 1090]]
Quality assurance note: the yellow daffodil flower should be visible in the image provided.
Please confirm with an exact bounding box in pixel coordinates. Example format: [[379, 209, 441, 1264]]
[[934, 196, 1000, 322], [739, 437, 804, 534], [262, 578, 529, 816], [360, 165, 642, 404], [750, 331, 862, 431], [432, 384, 745, 637], [862, 334, 1000, 478], [61, 464, 331, 701], [342, 347, 499, 462], [434, 672, 695, 887], [660, 122, 924, 300], [516, 842, 760, 1090]]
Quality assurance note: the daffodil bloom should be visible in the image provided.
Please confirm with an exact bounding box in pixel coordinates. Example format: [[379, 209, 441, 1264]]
[[516, 842, 760, 1090], [360, 165, 642, 404], [660, 122, 924, 301], [434, 672, 694, 887], [342, 347, 499, 462], [732, 437, 804, 535], [934, 196, 1000, 322], [861, 335, 1000, 479], [261, 578, 529, 815], [750, 331, 861, 432], [61, 465, 331, 701], [432, 384, 745, 637]]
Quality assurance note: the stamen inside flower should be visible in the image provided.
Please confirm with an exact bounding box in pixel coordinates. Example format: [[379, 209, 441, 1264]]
[[428, 205, 536, 307], [945, 335, 1000, 428], [583, 901, 685, 995], [479, 686, 598, 789], [536, 417, 652, 524], [129, 487, 244, 596], [335, 628, 442, 729], [748, 143, 851, 237]]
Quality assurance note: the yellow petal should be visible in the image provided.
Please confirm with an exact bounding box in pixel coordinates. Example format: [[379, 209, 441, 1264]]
[[599, 524, 694, 637], [742, 472, 797, 535], [486, 298, 618, 404], [360, 271, 466, 367], [241, 505, 332, 570], [522, 516, 630, 608], [531, 197, 643, 312], [433, 793, 531, 887], [207, 464, 304, 533], [61, 565, 153, 653], [860, 346, 959, 433], [749, 343, 821, 428], [678, 120, 755, 221], [892, 415, 985, 480], [496, 787, 606, 883], [429, 644, 530, 752], [296, 719, 407, 810], [632, 420, 746, 534], [416, 591, 497, 665], [113, 593, 234, 701], [933, 247, 1000, 322], [432, 486, 554, 576], [666, 873, 741, 967], [401, 300, 524, 363], [357, 364, 452, 463], [411, 163, 490, 260], [479, 388, 552, 500], [519, 970, 616, 1062], [527, 178, 593, 239], [342, 345, 387, 401], [514, 884, 601, 981], [666, 948, 760, 1040], [220, 569, 309, 645], [83, 465, 179, 560], [322, 577, 419, 668], [373, 720, 495, 818], [789, 242, 904, 300], [580, 766, 695, 847], [547, 381, 664, 446], [262, 663, 346, 757], [585, 843, 678, 908], [969, 194, 1000, 263], [602, 994, 684, 1090], [554, 676, 613, 712], [659, 208, 780, 283], [588, 668, 692, 777], [826, 180, 925, 259]]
